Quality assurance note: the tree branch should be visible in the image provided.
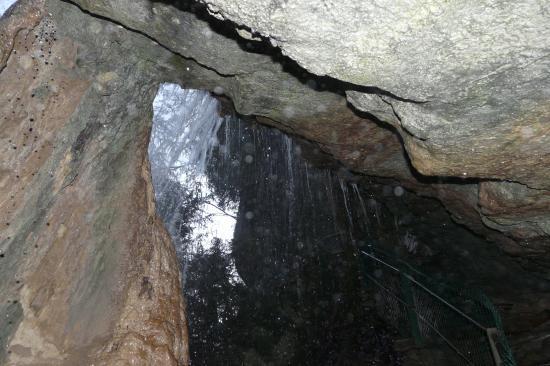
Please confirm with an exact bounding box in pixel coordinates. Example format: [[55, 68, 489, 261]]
[[203, 201, 237, 219]]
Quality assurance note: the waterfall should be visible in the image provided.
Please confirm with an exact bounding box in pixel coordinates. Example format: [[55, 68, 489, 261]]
[[149, 85, 224, 182], [338, 177, 354, 237], [149, 84, 379, 264], [149, 84, 237, 284], [148, 83, 396, 365], [352, 182, 371, 236]]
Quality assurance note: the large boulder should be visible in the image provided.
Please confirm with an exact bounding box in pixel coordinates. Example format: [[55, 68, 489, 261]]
[[200, 0, 550, 189], [0, 1, 193, 363]]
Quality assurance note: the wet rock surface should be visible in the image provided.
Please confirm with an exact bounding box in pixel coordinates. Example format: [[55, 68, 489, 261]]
[[0, 1, 190, 364]]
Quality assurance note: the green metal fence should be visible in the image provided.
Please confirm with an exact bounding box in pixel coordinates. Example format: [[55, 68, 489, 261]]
[[360, 248, 516, 366]]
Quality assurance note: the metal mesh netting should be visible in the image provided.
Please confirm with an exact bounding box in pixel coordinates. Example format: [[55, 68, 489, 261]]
[[361, 249, 517, 366]]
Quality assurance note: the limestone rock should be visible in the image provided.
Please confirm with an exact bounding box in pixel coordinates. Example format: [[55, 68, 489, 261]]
[[200, 0, 550, 189], [479, 181, 550, 240], [0, 1, 191, 363], [69, 0, 274, 76], [59, 0, 550, 246]]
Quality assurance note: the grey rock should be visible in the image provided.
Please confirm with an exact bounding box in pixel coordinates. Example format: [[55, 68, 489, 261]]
[[200, 0, 550, 188], [70, 0, 274, 75]]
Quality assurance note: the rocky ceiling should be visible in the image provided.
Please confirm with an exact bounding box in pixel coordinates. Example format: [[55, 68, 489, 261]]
[[0, 0, 549, 364], [69, 0, 550, 252]]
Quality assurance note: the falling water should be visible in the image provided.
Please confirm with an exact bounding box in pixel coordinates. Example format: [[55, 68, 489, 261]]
[[338, 177, 354, 236], [352, 182, 371, 236], [148, 83, 399, 365], [149, 85, 224, 180], [149, 85, 237, 283]]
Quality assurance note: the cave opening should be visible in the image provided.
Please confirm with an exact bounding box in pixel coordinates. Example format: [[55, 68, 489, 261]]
[[1, 0, 549, 365], [148, 84, 520, 365], [148, 84, 400, 365]]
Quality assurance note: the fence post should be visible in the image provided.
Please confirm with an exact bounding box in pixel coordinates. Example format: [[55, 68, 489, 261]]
[[400, 273, 423, 346], [486, 328, 503, 366]]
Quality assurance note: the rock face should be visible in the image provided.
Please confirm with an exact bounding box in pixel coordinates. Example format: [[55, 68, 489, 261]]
[[1, 0, 549, 364], [0, 1, 191, 364], [199, 0, 550, 248], [64, 0, 550, 253], [201, 0, 550, 187]]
